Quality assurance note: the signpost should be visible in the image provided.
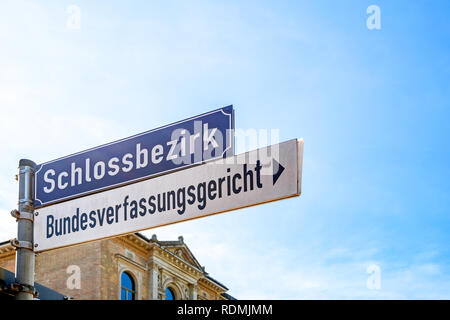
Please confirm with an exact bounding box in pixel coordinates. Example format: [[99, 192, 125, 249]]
[[34, 106, 234, 208], [33, 139, 303, 252], [11, 105, 304, 300]]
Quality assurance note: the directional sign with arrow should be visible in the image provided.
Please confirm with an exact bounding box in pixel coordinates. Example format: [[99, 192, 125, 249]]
[[34, 139, 303, 252]]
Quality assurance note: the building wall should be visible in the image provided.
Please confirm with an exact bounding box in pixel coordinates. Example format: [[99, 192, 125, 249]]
[[0, 254, 15, 273], [37, 241, 102, 300], [0, 241, 102, 300]]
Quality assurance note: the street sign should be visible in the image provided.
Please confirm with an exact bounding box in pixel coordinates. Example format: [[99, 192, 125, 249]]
[[33, 139, 303, 252], [34, 106, 234, 208]]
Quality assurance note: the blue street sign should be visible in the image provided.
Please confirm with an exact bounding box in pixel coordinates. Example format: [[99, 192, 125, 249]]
[[34, 106, 234, 208]]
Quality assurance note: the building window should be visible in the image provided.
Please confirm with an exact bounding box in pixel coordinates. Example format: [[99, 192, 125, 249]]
[[121, 272, 135, 300], [165, 287, 175, 300]]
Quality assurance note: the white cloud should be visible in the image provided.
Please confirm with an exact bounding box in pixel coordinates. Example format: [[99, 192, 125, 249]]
[[143, 221, 450, 300]]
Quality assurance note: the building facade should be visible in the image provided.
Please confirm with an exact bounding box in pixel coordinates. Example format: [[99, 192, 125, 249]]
[[0, 233, 234, 300]]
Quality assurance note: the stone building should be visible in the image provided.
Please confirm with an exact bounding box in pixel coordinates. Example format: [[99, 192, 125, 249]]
[[0, 233, 235, 300]]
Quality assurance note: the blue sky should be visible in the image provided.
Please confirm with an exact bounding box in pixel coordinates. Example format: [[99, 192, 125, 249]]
[[1, 0, 449, 299]]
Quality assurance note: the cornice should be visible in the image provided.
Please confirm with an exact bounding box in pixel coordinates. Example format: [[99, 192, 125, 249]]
[[114, 253, 147, 271], [152, 245, 205, 278], [0, 242, 14, 258], [198, 277, 227, 293]]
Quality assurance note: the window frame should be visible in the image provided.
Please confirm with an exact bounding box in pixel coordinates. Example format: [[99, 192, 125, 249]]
[[165, 287, 176, 300], [120, 271, 136, 300]]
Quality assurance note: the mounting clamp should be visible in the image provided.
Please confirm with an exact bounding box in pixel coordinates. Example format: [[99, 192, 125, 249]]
[[10, 239, 34, 251], [10, 209, 34, 222], [6, 283, 38, 298]]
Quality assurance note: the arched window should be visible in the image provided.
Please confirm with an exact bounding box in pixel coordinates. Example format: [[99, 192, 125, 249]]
[[165, 287, 175, 300], [121, 272, 135, 300]]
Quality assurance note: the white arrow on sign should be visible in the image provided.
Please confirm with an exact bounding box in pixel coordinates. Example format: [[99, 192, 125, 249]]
[[34, 139, 303, 252]]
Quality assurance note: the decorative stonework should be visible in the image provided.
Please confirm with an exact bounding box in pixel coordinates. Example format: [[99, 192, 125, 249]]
[[157, 273, 162, 289]]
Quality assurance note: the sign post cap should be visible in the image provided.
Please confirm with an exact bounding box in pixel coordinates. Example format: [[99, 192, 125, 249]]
[[19, 159, 36, 168]]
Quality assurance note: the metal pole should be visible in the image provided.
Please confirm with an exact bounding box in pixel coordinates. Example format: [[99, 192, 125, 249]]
[[11, 159, 36, 300]]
